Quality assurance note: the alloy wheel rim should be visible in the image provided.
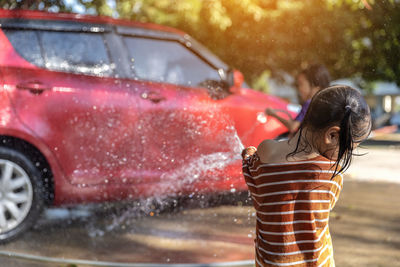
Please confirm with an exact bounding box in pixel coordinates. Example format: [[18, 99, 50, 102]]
[[0, 160, 33, 234]]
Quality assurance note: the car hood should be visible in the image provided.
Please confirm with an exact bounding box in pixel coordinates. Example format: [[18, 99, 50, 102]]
[[235, 87, 299, 116]]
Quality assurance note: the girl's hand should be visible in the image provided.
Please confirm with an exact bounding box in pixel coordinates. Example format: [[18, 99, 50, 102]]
[[242, 146, 257, 160], [265, 108, 276, 116]]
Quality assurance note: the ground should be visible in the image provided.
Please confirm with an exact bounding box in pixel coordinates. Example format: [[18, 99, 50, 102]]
[[0, 144, 399, 267], [331, 180, 400, 266]]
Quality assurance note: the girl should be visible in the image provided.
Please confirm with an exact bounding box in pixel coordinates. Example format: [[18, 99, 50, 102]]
[[265, 64, 331, 135], [242, 86, 371, 266]]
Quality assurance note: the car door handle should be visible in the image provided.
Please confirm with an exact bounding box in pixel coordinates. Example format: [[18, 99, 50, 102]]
[[16, 81, 51, 95], [141, 91, 166, 103]]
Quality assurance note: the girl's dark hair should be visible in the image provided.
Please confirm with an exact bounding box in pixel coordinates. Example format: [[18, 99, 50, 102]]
[[299, 64, 331, 90], [289, 85, 372, 177]]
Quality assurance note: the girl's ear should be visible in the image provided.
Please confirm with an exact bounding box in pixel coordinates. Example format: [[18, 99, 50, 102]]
[[324, 126, 340, 147]]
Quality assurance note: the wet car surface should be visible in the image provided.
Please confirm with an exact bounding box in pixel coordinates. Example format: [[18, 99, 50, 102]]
[[0, 9, 295, 243]]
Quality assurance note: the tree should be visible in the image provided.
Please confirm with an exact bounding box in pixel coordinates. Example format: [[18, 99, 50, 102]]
[[0, 0, 68, 12]]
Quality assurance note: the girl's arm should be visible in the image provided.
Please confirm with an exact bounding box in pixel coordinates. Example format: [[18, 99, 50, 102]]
[[265, 108, 300, 133]]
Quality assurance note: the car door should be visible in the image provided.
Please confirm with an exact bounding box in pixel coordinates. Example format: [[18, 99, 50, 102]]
[[1, 27, 144, 188], [120, 34, 242, 193]]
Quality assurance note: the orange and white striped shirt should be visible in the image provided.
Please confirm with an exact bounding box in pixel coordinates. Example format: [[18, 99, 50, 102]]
[[242, 153, 342, 267]]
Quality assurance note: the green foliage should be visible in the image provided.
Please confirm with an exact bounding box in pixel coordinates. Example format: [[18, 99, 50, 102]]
[[1, 0, 400, 88], [252, 70, 271, 93], [347, 1, 400, 85], [0, 0, 69, 12]]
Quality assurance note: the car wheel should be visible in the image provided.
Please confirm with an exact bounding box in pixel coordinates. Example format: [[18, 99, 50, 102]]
[[0, 147, 45, 243]]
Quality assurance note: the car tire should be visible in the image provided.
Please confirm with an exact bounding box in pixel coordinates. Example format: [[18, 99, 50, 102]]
[[0, 147, 45, 243]]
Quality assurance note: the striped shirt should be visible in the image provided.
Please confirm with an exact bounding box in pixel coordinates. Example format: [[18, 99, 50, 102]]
[[242, 153, 343, 267]]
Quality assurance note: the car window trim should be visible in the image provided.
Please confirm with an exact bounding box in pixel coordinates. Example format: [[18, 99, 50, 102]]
[[0, 18, 112, 33], [103, 31, 132, 79]]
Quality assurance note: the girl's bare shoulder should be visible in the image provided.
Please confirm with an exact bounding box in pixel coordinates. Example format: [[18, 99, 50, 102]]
[[257, 139, 289, 163], [257, 137, 322, 164]]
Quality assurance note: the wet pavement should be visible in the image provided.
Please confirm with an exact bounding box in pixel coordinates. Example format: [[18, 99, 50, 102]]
[[0, 146, 400, 267], [1, 196, 256, 266]]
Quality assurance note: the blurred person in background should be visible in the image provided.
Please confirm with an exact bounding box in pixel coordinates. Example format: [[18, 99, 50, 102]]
[[266, 64, 331, 136]]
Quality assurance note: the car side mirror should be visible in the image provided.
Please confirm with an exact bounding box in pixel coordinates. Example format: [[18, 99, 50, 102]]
[[198, 79, 230, 100]]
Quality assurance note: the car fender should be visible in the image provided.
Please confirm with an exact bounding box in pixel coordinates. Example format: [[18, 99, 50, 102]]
[[0, 89, 73, 205]]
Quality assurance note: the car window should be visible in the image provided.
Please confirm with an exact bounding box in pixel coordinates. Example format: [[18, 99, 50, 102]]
[[122, 37, 221, 87], [40, 31, 113, 77], [2, 29, 45, 67], [3, 29, 114, 77]]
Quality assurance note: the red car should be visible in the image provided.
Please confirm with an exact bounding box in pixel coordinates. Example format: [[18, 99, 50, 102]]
[[0, 9, 296, 242]]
